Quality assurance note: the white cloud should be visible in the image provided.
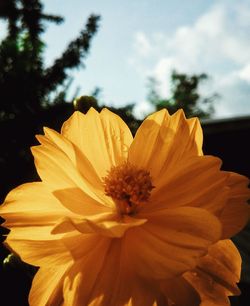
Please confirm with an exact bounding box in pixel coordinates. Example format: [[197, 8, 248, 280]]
[[239, 63, 250, 83], [133, 32, 153, 57], [0, 21, 7, 41], [133, 100, 154, 119], [153, 58, 177, 96], [130, 0, 250, 118]]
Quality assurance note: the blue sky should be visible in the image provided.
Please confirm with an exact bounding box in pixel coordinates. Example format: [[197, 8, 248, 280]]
[[1, 0, 250, 118]]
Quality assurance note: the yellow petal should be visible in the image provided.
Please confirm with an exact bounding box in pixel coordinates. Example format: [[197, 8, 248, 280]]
[[53, 188, 111, 216], [42, 127, 103, 189], [0, 182, 73, 266], [29, 263, 71, 306], [146, 155, 228, 214], [61, 108, 133, 178], [4, 234, 71, 266], [0, 182, 70, 228], [99, 108, 133, 164], [220, 172, 250, 238], [128, 109, 203, 182], [126, 207, 221, 279], [62, 233, 109, 261], [52, 214, 147, 238], [63, 272, 82, 306], [63, 239, 162, 306], [31, 141, 110, 209], [62, 238, 111, 305], [187, 116, 203, 156], [184, 239, 242, 305]]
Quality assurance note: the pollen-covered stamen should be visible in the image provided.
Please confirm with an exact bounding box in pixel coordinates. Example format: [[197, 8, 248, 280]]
[[103, 162, 154, 215]]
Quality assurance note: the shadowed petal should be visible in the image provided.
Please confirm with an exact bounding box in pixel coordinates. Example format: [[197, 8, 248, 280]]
[[160, 276, 200, 306], [184, 240, 241, 305], [127, 207, 221, 279], [52, 214, 147, 238], [53, 188, 112, 216], [62, 238, 111, 305], [63, 239, 163, 306], [220, 172, 250, 239]]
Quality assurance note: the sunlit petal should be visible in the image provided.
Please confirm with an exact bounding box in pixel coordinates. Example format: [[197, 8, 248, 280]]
[[61, 108, 133, 178], [147, 155, 229, 213], [0, 182, 71, 227], [128, 109, 202, 182], [29, 263, 72, 306]]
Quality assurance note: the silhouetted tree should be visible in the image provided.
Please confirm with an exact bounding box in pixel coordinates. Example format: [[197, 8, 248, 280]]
[[147, 70, 217, 119], [0, 0, 100, 200], [0, 0, 100, 118]]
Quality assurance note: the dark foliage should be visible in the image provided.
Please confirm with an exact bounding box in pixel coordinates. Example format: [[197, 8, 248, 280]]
[[0, 0, 100, 201], [147, 70, 217, 119]]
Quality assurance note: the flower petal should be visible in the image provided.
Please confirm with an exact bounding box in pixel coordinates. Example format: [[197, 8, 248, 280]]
[[53, 188, 111, 216], [61, 108, 133, 178], [61, 233, 108, 261], [62, 238, 111, 305], [0, 182, 70, 227], [63, 239, 163, 306], [184, 240, 242, 305], [0, 182, 73, 266], [187, 116, 203, 156], [127, 207, 221, 279], [4, 234, 71, 266], [41, 127, 103, 189], [63, 272, 82, 306], [146, 155, 228, 214], [128, 109, 202, 181], [32, 140, 101, 198], [31, 138, 112, 211], [220, 172, 250, 239], [52, 214, 147, 238], [232, 222, 250, 283], [29, 263, 71, 306]]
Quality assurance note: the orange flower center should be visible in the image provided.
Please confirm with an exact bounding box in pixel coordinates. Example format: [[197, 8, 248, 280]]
[[103, 162, 154, 215]]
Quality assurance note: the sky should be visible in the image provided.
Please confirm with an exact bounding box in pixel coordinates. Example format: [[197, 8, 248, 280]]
[[1, 0, 250, 119]]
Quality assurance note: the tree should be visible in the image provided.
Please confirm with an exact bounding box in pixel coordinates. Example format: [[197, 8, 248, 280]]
[[0, 0, 100, 201], [147, 70, 217, 119], [0, 0, 100, 118]]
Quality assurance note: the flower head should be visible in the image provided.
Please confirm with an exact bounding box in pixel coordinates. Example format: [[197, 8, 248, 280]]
[[1, 108, 249, 305]]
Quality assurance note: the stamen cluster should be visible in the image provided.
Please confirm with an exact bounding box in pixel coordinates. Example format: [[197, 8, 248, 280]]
[[103, 162, 154, 215]]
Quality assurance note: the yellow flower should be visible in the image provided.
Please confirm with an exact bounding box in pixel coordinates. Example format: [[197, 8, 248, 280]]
[[1, 108, 249, 306]]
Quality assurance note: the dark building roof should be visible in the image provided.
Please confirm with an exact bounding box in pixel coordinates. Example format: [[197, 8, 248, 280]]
[[202, 115, 250, 178]]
